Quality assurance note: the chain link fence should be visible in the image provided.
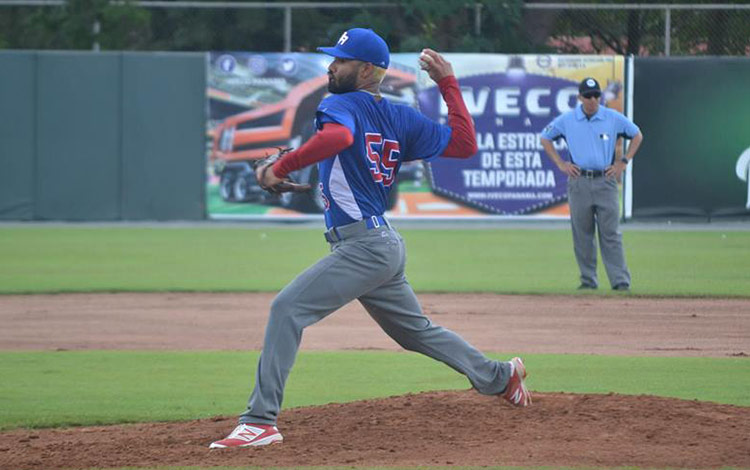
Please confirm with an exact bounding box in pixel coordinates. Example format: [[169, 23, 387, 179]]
[[0, 2, 749, 55], [524, 4, 750, 56]]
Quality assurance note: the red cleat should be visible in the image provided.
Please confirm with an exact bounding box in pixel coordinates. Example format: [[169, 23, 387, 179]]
[[209, 423, 283, 448], [501, 357, 532, 407]]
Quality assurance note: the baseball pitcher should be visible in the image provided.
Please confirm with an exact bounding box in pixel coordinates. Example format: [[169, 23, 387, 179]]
[[210, 28, 531, 449]]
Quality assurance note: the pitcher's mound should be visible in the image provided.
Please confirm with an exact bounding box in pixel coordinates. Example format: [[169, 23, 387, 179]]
[[2, 390, 749, 469]]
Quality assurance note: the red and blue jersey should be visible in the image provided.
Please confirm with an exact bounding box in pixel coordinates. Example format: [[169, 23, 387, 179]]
[[316, 91, 451, 229]]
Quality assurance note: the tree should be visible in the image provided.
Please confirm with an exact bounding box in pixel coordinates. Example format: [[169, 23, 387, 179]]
[[388, 0, 528, 53], [0, 0, 150, 50], [2, 0, 746, 55], [541, 4, 663, 55], [279, 0, 529, 54], [671, 6, 750, 55], [529, 0, 750, 56]]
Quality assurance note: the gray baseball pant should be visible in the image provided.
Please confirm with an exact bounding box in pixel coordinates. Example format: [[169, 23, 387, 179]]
[[240, 224, 509, 425], [567, 175, 631, 288]]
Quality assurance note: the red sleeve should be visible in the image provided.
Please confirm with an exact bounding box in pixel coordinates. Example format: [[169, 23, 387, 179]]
[[272, 123, 354, 178], [438, 76, 478, 159]]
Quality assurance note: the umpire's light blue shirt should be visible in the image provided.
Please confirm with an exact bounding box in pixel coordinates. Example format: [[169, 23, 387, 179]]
[[541, 104, 640, 171]]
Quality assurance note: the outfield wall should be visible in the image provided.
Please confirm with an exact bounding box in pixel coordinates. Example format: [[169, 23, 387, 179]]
[[1, 52, 748, 221], [632, 57, 750, 219], [0, 51, 206, 221]]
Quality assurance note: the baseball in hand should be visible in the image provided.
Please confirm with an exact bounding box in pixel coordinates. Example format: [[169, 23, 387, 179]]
[[418, 51, 430, 71]]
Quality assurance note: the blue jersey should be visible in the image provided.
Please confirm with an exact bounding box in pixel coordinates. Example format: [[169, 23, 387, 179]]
[[316, 91, 451, 229]]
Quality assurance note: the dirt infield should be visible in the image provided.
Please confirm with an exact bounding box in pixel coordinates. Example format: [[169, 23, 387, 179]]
[[1, 293, 749, 469], [2, 293, 749, 356]]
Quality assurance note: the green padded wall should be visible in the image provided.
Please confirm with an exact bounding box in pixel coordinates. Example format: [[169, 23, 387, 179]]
[[121, 53, 206, 220], [0, 53, 35, 220], [35, 52, 121, 220], [0, 51, 206, 221]]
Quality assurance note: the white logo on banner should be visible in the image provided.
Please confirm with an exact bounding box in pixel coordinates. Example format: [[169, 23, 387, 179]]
[[279, 56, 297, 76], [216, 54, 236, 73], [247, 55, 267, 76], [338, 32, 349, 45], [735, 146, 750, 209]]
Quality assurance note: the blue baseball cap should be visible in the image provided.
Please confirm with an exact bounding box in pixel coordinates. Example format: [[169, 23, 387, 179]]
[[317, 28, 390, 69]]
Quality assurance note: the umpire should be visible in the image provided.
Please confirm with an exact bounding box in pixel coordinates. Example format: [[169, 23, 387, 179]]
[[540, 77, 643, 291]]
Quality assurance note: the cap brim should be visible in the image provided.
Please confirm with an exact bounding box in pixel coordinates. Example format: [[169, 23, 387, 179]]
[[317, 47, 358, 60]]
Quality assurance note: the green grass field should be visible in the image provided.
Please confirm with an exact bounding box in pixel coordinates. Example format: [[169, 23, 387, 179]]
[[1, 227, 749, 296], [1, 226, 748, 470], [1, 350, 748, 431]]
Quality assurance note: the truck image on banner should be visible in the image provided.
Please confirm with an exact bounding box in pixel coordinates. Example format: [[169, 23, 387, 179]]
[[207, 52, 418, 216]]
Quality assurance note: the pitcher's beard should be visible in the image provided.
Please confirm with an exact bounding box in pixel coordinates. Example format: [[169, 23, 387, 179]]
[[328, 74, 358, 94]]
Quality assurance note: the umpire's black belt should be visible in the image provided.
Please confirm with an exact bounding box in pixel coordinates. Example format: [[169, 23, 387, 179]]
[[580, 169, 605, 178], [324, 215, 390, 243]]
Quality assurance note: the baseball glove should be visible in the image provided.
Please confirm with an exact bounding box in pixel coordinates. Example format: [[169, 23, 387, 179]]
[[254, 148, 312, 194]]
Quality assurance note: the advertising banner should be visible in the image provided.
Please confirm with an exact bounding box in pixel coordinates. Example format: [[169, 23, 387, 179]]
[[633, 58, 750, 218], [419, 54, 625, 216], [206, 53, 624, 219]]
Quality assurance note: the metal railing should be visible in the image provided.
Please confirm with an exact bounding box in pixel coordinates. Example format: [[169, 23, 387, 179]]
[[1, 1, 749, 55]]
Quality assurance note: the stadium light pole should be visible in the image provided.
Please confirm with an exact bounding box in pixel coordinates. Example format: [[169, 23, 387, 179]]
[[664, 7, 671, 56], [93, 19, 101, 51], [474, 2, 482, 36], [284, 6, 291, 52]]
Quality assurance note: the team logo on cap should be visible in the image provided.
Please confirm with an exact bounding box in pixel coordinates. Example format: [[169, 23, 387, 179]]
[[586, 78, 596, 87], [337, 31, 349, 46]]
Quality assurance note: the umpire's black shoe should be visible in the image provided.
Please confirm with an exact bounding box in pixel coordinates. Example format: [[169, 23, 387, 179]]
[[577, 283, 597, 290], [612, 283, 631, 291]]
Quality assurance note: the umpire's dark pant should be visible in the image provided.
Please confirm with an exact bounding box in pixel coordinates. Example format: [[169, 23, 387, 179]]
[[567, 175, 631, 288]]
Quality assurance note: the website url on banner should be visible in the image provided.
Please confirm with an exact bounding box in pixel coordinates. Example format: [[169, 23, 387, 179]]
[[467, 192, 554, 200]]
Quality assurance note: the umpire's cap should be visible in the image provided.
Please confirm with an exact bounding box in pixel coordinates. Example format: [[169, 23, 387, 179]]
[[317, 28, 390, 69], [579, 77, 601, 95]]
